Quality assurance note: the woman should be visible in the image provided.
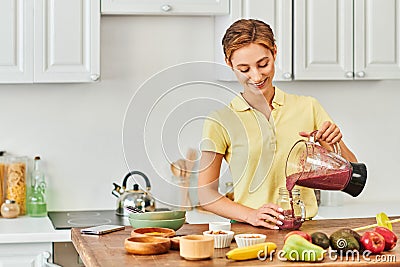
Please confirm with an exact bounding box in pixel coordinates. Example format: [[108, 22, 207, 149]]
[[198, 19, 357, 229]]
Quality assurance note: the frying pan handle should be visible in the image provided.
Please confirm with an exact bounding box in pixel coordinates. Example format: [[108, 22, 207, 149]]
[[122, 171, 151, 190]]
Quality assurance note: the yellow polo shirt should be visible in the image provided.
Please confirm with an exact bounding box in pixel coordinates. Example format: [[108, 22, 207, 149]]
[[201, 87, 332, 218]]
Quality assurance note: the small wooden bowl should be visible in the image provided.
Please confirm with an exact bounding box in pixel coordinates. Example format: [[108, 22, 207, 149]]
[[170, 236, 182, 250], [179, 235, 214, 260], [124, 236, 171, 255], [131, 227, 176, 238]]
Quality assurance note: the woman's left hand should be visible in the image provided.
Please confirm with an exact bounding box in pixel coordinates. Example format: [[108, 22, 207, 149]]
[[299, 121, 342, 145]]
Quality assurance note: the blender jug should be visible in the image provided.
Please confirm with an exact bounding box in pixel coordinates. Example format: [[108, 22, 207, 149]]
[[285, 132, 367, 197]]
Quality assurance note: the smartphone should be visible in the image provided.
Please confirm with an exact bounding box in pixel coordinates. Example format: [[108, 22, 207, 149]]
[[80, 225, 125, 235]]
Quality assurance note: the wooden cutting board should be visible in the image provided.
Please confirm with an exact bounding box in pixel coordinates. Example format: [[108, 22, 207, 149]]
[[72, 216, 400, 266]]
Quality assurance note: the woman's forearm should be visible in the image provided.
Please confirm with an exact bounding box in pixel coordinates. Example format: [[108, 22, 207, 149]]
[[197, 151, 255, 223], [199, 191, 254, 223], [339, 141, 358, 162]]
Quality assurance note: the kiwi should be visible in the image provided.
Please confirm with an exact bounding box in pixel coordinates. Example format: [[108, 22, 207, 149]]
[[311, 232, 330, 249]]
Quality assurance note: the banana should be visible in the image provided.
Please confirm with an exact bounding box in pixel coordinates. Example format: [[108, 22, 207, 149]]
[[226, 242, 277, 260]]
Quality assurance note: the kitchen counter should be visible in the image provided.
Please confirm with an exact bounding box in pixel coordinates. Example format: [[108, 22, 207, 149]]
[[0, 209, 221, 244], [0, 201, 397, 244], [186, 207, 230, 223], [0, 216, 70, 243], [72, 216, 400, 266]]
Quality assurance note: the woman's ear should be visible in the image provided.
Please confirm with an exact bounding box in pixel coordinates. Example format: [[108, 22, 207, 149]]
[[225, 58, 233, 68], [273, 45, 277, 60]]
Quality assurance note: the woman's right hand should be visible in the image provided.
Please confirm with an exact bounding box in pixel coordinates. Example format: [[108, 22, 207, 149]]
[[246, 203, 285, 229]]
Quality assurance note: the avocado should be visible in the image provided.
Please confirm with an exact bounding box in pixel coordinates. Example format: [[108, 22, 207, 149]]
[[329, 229, 360, 252], [311, 232, 330, 249], [340, 228, 361, 243], [340, 228, 364, 251]]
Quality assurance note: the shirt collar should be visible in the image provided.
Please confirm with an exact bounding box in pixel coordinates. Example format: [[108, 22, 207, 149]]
[[230, 87, 285, 111], [272, 86, 285, 107], [230, 93, 252, 112]]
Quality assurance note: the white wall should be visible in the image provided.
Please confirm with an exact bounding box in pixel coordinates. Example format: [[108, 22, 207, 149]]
[[0, 16, 398, 211]]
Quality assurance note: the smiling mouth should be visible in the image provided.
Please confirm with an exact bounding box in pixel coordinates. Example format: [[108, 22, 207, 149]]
[[252, 79, 267, 89]]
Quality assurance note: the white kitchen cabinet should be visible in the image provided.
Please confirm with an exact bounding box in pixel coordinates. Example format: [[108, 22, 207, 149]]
[[0, 0, 100, 84], [354, 0, 400, 79], [101, 0, 229, 15], [0, 243, 59, 267], [214, 0, 292, 81], [294, 0, 400, 80], [0, 0, 34, 83]]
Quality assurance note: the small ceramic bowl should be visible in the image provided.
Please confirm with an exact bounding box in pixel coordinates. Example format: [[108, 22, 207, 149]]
[[203, 230, 234, 248], [129, 217, 185, 231], [208, 221, 231, 232], [131, 227, 176, 238], [179, 235, 214, 260], [124, 236, 171, 255], [234, 234, 267, 248]]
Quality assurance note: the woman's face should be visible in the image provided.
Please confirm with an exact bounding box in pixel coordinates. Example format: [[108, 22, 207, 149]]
[[228, 43, 276, 96]]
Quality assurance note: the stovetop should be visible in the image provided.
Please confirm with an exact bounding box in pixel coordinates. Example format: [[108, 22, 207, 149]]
[[48, 210, 128, 230]]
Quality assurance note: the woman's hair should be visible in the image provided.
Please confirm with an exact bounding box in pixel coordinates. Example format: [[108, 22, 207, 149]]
[[222, 19, 276, 64]]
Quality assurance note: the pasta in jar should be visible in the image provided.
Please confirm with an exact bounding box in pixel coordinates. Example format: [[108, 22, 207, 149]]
[[5, 158, 27, 215], [0, 163, 4, 203]]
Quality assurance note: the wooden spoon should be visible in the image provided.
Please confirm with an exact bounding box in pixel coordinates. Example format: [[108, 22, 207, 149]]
[[184, 148, 197, 178], [170, 159, 186, 178]]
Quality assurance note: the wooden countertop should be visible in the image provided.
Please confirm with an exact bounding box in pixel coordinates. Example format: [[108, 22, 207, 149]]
[[72, 217, 400, 266]]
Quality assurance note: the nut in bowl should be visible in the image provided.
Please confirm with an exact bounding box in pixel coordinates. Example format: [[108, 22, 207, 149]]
[[234, 234, 267, 248], [203, 230, 234, 248]]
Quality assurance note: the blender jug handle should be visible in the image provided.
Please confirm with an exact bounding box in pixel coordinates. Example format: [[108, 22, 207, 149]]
[[309, 130, 341, 156]]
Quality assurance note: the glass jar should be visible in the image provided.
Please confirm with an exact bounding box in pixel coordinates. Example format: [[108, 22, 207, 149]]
[[3, 156, 28, 215], [1, 199, 20, 218], [0, 160, 5, 204], [276, 187, 306, 230], [225, 182, 234, 201]]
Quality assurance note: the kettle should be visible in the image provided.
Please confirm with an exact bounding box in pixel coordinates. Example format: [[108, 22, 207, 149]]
[[112, 171, 156, 216]]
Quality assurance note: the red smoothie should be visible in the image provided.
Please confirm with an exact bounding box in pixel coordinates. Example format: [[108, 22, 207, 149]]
[[288, 169, 351, 191], [279, 209, 302, 230], [283, 168, 351, 230]]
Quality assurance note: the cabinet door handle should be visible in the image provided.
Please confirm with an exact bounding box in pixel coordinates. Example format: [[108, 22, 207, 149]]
[[356, 71, 366, 78], [90, 74, 100, 81], [35, 251, 62, 267], [161, 4, 172, 12], [345, 71, 354, 78], [283, 72, 292, 80], [43, 251, 62, 267]]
